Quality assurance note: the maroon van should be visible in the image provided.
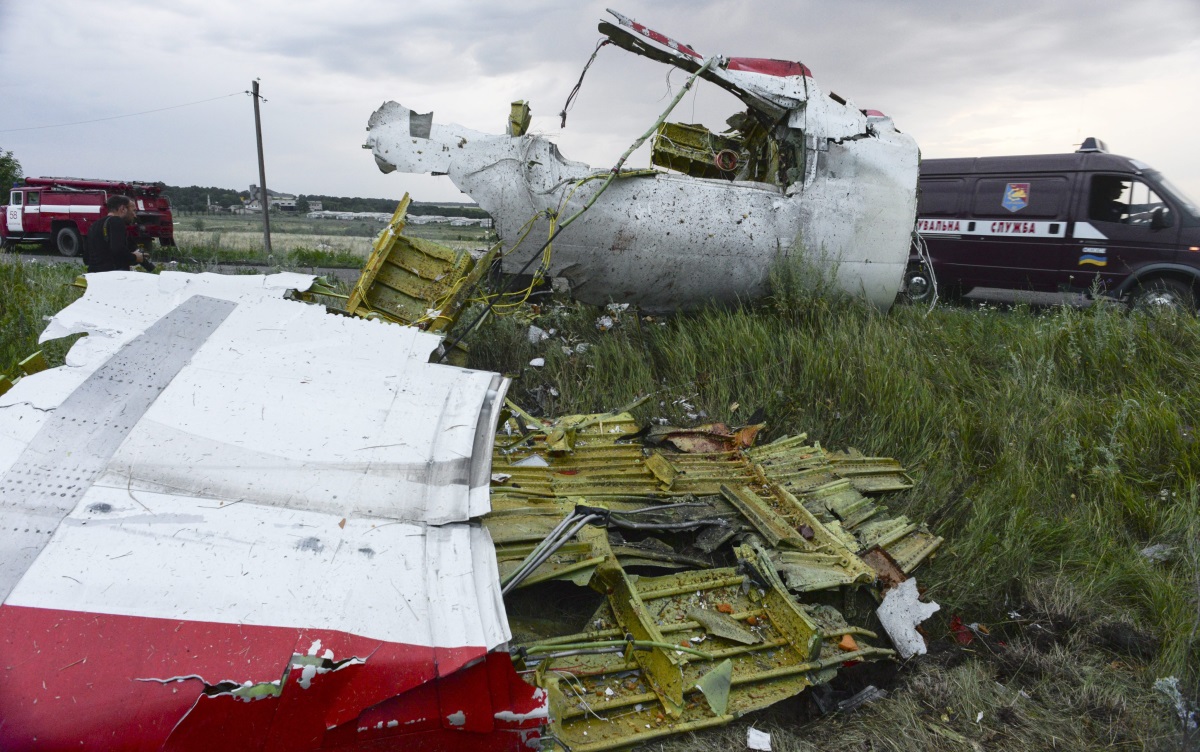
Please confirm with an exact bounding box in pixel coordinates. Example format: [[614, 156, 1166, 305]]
[[906, 138, 1200, 309]]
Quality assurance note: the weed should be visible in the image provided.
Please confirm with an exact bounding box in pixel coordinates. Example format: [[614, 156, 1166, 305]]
[[0, 257, 83, 372]]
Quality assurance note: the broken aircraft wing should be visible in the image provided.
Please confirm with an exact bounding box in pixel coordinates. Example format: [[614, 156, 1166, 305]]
[[0, 272, 543, 750], [365, 9, 919, 311]]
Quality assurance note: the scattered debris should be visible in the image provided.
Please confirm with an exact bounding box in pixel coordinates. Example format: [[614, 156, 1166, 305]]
[[1140, 543, 1175, 563], [488, 408, 941, 749], [837, 685, 889, 713], [877, 579, 941, 659], [0, 266, 947, 750], [1154, 676, 1198, 733], [365, 9, 919, 312], [747, 727, 773, 751], [1, 148, 939, 750]]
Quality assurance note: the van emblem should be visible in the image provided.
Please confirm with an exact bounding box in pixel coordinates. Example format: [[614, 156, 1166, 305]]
[[1002, 183, 1030, 212]]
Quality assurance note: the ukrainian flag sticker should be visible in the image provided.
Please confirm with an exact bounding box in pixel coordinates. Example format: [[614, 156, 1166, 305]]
[[1079, 247, 1108, 267]]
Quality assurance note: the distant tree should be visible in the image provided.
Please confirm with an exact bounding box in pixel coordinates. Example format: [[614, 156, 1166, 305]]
[[162, 185, 250, 213], [297, 196, 310, 214], [0, 148, 23, 191]]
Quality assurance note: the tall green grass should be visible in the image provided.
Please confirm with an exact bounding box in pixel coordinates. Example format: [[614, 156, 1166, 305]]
[[0, 257, 82, 372], [158, 242, 367, 269]]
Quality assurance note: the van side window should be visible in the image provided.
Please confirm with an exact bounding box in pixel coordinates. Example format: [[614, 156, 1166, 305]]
[[918, 179, 963, 215], [1088, 176, 1172, 227], [972, 177, 1069, 218], [10, 192, 21, 206], [26, 193, 39, 206]]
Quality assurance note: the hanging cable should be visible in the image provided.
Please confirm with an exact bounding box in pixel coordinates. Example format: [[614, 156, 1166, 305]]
[[559, 39, 611, 128], [0, 92, 245, 133], [500, 511, 603, 595], [911, 232, 939, 314]]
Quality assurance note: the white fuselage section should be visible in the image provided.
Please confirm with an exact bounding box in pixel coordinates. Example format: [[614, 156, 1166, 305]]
[[365, 58, 918, 311]]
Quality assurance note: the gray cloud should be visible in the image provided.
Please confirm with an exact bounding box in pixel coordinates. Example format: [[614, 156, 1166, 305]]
[[2, 1, 1198, 203]]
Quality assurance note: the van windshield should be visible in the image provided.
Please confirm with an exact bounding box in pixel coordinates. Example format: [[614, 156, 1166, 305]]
[[1147, 170, 1200, 218]]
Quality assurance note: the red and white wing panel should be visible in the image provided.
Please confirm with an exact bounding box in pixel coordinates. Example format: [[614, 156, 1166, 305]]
[[0, 272, 541, 751]]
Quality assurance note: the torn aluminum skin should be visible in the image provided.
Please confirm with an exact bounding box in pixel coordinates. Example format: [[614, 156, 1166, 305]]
[[0, 272, 543, 751], [365, 9, 919, 312]]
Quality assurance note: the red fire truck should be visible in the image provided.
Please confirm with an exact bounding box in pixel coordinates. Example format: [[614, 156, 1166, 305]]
[[2, 177, 175, 256]]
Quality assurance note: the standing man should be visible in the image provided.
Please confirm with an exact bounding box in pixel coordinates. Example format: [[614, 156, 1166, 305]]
[[86, 195, 149, 272]]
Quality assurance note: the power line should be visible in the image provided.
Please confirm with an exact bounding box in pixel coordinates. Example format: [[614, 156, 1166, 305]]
[[0, 92, 248, 134]]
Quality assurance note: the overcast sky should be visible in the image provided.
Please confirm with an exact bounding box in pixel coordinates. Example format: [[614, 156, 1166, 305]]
[[2, 1, 1199, 205]]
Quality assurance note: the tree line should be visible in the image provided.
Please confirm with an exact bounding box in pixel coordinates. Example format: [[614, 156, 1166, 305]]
[[0, 148, 486, 220], [163, 186, 488, 218]]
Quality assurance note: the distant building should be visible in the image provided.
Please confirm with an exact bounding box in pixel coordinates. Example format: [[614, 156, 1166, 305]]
[[249, 184, 297, 213], [307, 210, 391, 222]]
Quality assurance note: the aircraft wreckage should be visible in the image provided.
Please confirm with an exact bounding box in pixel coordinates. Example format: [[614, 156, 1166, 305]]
[[365, 10, 920, 312], [0, 202, 942, 751]]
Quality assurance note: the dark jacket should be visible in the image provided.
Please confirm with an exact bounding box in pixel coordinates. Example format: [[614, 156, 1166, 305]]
[[86, 216, 137, 272]]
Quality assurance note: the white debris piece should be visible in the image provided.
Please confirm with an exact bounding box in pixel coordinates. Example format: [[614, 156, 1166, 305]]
[[747, 727, 772, 751], [1140, 543, 1174, 563], [1154, 676, 1198, 732], [529, 357, 545, 367], [527, 325, 549, 344], [876, 578, 940, 659]]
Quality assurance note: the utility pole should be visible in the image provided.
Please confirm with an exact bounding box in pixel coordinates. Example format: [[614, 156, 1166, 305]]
[[251, 79, 272, 259]]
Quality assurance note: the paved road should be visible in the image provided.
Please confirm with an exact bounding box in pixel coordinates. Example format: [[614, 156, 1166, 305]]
[[962, 288, 1094, 308]]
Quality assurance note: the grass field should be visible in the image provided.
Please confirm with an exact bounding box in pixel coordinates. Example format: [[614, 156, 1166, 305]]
[[171, 214, 493, 260], [8, 213, 495, 268], [1, 252, 1196, 750]]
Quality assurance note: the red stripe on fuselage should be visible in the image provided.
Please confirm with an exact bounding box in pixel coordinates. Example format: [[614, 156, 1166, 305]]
[[0, 605, 540, 751], [726, 57, 813, 78]]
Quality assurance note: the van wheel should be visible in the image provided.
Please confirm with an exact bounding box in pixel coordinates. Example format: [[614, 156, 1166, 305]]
[[55, 226, 82, 257], [1129, 277, 1196, 312], [898, 263, 936, 304]]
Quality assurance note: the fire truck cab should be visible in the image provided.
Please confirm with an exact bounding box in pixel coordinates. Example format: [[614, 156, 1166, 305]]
[[2, 177, 175, 257]]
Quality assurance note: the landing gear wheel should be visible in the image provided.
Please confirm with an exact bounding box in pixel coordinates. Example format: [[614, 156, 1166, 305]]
[[55, 226, 82, 257], [1129, 277, 1195, 313]]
